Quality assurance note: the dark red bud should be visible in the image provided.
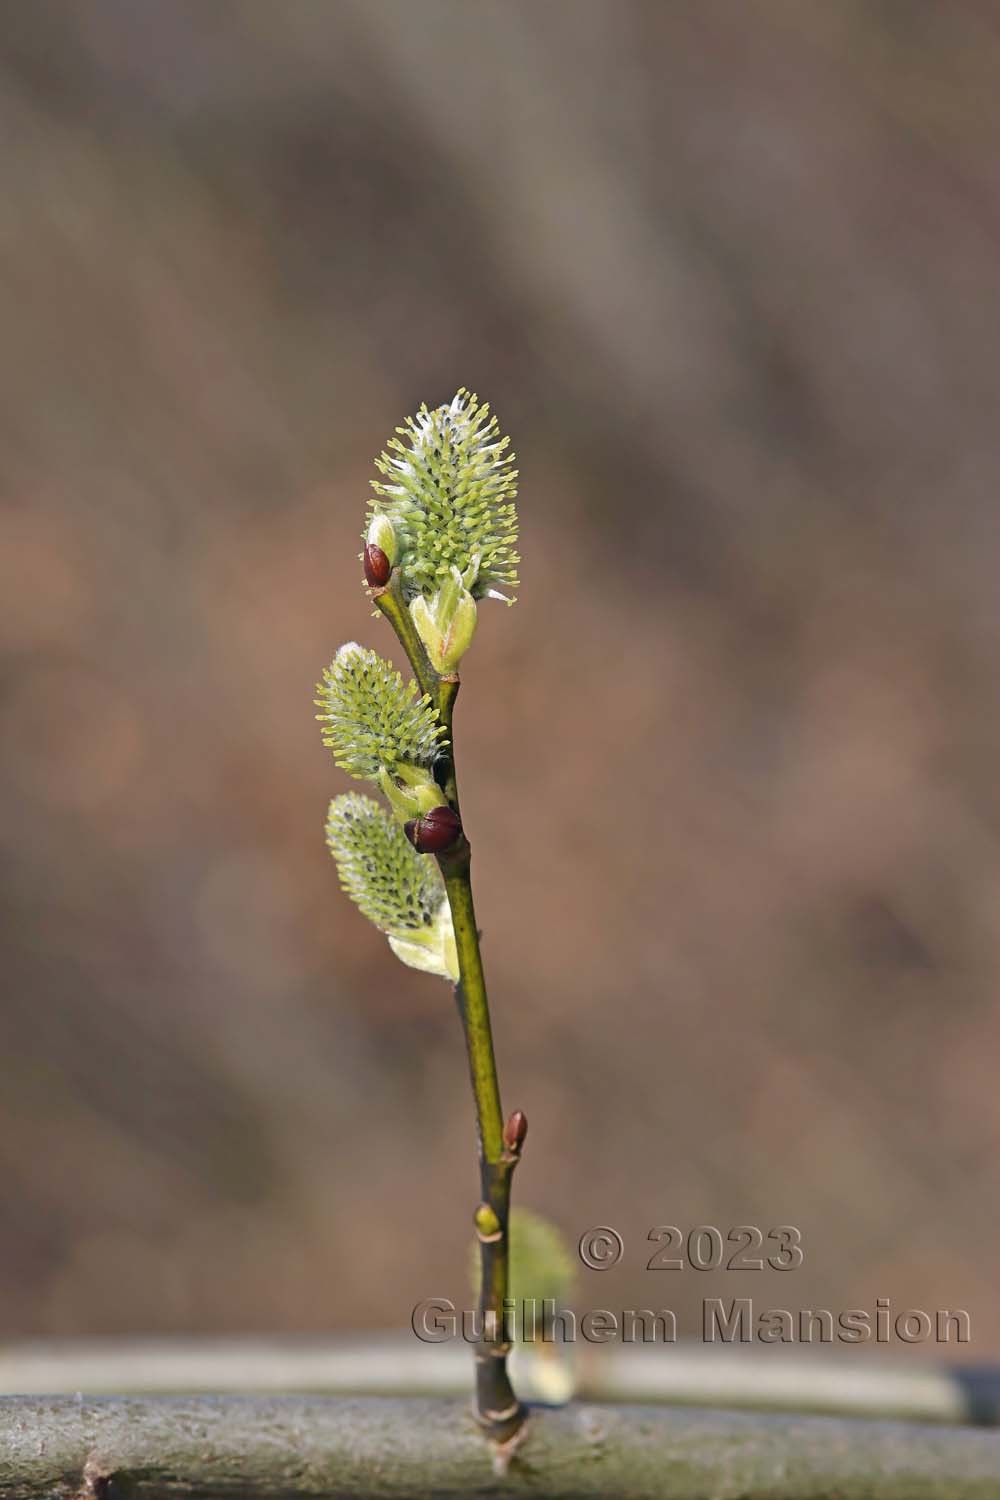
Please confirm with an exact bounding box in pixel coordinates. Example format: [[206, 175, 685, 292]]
[[403, 805, 463, 854], [503, 1110, 528, 1153], [363, 542, 391, 588]]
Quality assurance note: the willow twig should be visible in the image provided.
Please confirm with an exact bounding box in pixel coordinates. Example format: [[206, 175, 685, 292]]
[[378, 579, 526, 1447]]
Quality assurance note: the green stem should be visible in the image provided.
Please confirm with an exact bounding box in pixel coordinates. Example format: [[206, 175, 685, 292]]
[[441, 849, 524, 1445], [442, 858, 503, 1162], [377, 580, 525, 1447], [372, 574, 439, 703], [436, 676, 461, 810]]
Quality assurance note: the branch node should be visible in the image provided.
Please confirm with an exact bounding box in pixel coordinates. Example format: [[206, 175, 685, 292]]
[[489, 1410, 532, 1476]]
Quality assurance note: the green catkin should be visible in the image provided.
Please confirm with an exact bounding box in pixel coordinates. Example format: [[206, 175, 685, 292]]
[[325, 793, 446, 934], [315, 643, 446, 780], [368, 389, 519, 603], [325, 793, 458, 981]]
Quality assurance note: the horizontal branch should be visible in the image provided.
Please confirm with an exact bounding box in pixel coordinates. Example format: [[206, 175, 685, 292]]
[[0, 1337, 997, 1425], [1, 1394, 999, 1499]]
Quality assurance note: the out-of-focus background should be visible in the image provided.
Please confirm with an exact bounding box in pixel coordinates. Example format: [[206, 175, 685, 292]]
[[2, 0, 999, 1359]]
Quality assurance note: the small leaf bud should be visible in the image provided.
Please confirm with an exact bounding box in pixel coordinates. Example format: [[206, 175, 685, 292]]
[[363, 542, 391, 588], [403, 804, 463, 855], [474, 1202, 502, 1240], [502, 1110, 528, 1154]]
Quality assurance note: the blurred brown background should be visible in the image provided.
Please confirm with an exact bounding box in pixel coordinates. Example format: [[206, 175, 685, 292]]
[[2, 0, 999, 1359]]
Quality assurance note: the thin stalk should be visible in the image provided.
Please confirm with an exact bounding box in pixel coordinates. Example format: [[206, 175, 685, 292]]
[[376, 574, 526, 1447], [441, 860, 502, 1161], [441, 850, 523, 1443], [372, 575, 439, 703]]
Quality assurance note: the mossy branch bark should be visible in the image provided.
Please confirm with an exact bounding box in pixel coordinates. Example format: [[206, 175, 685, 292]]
[[2, 1395, 998, 1499]]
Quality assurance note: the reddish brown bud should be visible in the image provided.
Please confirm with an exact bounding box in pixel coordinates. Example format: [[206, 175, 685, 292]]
[[403, 805, 463, 855], [363, 542, 391, 588], [503, 1109, 528, 1153]]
